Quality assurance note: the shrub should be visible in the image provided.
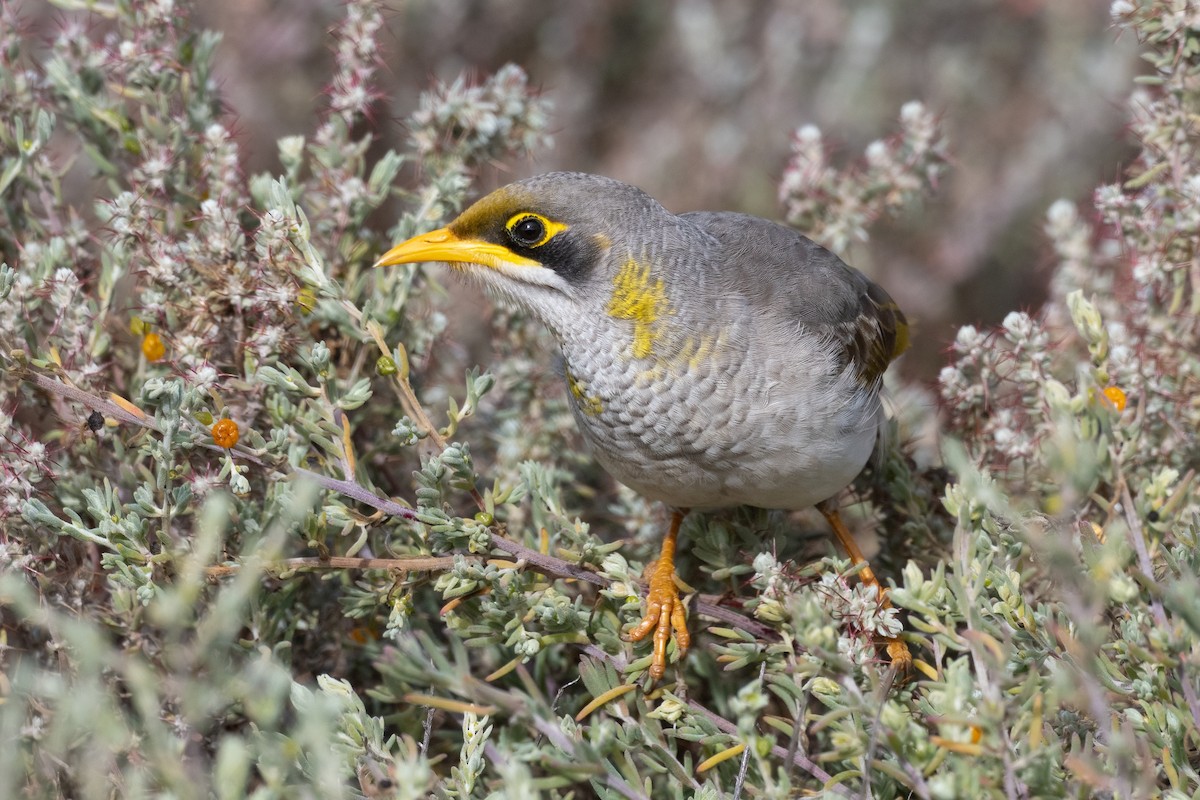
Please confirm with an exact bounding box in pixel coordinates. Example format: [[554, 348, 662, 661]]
[[1, 0, 1197, 797]]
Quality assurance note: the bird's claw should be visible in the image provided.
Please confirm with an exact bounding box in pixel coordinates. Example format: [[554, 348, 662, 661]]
[[624, 558, 691, 679]]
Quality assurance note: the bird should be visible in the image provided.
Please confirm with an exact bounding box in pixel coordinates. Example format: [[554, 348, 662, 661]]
[[375, 171, 911, 679]]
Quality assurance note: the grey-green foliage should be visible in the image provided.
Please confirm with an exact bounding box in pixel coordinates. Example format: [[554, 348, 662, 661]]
[[0, 493, 407, 799], [1, 0, 1199, 798]]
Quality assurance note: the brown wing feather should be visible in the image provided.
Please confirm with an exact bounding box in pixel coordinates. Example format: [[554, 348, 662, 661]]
[[842, 279, 909, 388]]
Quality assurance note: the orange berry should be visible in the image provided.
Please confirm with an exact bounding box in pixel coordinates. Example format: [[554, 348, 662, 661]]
[[1101, 386, 1127, 413], [348, 626, 375, 645], [141, 332, 166, 362], [211, 418, 240, 448]]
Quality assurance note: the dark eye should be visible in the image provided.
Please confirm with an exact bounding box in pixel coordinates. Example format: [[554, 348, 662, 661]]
[[509, 216, 546, 247]]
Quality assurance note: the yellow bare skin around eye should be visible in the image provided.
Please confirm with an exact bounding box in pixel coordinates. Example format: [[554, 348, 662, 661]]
[[504, 212, 569, 247]]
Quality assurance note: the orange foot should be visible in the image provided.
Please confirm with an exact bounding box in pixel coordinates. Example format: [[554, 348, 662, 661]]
[[885, 638, 912, 671], [623, 509, 691, 679]]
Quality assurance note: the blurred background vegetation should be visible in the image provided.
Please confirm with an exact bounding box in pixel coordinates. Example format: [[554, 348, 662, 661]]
[[18, 0, 1138, 378], [205, 0, 1141, 378], [4, 0, 1198, 798]]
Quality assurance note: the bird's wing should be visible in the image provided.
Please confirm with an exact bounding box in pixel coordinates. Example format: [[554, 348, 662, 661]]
[[682, 211, 908, 387]]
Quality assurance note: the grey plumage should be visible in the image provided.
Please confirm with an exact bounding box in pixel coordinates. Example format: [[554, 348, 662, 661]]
[[373, 170, 914, 676], [425, 172, 906, 511]]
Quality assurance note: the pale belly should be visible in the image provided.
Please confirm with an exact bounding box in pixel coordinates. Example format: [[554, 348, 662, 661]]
[[561, 340, 881, 511]]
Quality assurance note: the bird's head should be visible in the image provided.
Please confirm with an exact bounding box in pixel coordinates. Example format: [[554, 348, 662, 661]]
[[375, 172, 675, 331]]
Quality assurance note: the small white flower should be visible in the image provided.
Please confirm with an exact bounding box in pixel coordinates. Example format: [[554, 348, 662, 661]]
[[900, 100, 926, 125], [1046, 198, 1077, 229], [25, 441, 46, 463], [796, 124, 822, 144], [865, 140, 890, 168]]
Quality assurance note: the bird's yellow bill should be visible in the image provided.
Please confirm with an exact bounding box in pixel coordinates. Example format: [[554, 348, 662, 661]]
[[373, 227, 541, 270]]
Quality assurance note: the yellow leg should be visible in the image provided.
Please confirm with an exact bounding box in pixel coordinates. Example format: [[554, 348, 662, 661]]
[[818, 501, 912, 670], [624, 508, 691, 679]]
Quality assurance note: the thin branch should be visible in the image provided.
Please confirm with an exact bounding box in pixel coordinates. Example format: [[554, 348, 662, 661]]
[[24, 369, 784, 644], [487, 530, 605, 586], [204, 555, 464, 579], [361, 318, 448, 452], [420, 707, 436, 757], [24, 368, 421, 522]]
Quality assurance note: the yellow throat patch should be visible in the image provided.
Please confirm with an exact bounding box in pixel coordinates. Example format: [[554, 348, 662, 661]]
[[606, 258, 669, 359]]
